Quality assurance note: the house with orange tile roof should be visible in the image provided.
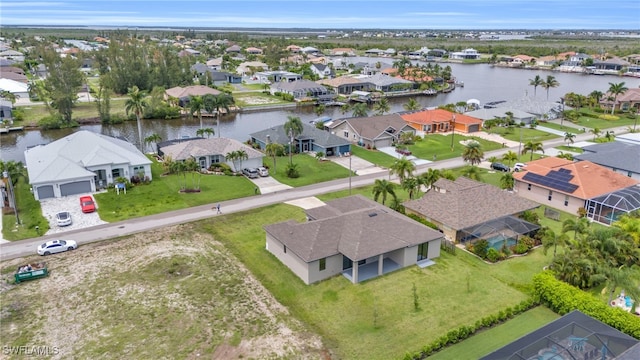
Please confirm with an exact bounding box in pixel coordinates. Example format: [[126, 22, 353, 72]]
[[512, 157, 639, 218], [399, 109, 483, 134]]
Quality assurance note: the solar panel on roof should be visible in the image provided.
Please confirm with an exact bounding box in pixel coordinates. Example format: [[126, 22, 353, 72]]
[[522, 172, 579, 193]]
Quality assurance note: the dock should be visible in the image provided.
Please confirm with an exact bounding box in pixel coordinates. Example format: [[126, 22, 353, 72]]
[[0, 126, 24, 134]]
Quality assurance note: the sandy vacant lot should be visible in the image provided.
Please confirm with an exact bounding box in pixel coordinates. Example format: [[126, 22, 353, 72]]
[[0, 224, 327, 359]]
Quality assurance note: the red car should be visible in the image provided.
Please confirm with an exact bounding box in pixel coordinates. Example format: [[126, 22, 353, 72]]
[[80, 196, 96, 213]]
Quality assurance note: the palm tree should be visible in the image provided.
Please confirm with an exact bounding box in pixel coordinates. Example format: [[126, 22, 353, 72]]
[[351, 103, 368, 117], [188, 95, 205, 129], [403, 98, 421, 111], [529, 75, 544, 97], [235, 149, 248, 171], [542, 75, 559, 100], [613, 213, 640, 246], [500, 172, 515, 190], [461, 141, 484, 166], [389, 157, 415, 182], [502, 150, 518, 166], [401, 176, 420, 200], [564, 132, 576, 145], [418, 168, 441, 191], [195, 127, 215, 138], [440, 169, 456, 181], [588, 90, 603, 109], [607, 82, 628, 114], [522, 141, 544, 161], [598, 265, 640, 306], [144, 133, 162, 154], [542, 228, 569, 262], [589, 127, 601, 140], [604, 130, 615, 141], [125, 86, 149, 152], [460, 165, 482, 181], [204, 93, 234, 138], [373, 97, 390, 115], [265, 142, 284, 174], [372, 179, 396, 205], [283, 116, 304, 165], [562, 217, 590, 241]]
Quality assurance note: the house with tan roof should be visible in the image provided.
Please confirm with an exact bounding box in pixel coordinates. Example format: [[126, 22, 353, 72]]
[[399, 109, 483, 134], [404, 177, 540, 245], [512, 157, 639, 219], [599, 88, 640, 113], [165, 85, 222, 106], [236, 61, 269, 76], [330, 48, 355, 56], [324, 114, 416, 149], [264, 195, 443, 284], [245, 47, 263, 55], [157, 137, 263, 172], [317, 76, 373, 95]]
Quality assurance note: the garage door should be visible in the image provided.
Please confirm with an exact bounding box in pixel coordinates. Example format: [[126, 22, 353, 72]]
[[37, 185, 55, 199], [374, 139, 392, 148], [60, 181, 92, 197], [467, 124, 480, 133]]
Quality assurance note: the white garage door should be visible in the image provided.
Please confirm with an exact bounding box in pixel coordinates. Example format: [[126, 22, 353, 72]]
[[37, 185, 55, 199], [60, 181, 92, 197]]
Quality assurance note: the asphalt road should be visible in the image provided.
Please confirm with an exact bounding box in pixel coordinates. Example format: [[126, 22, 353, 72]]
[[0, 127, 624, 261]]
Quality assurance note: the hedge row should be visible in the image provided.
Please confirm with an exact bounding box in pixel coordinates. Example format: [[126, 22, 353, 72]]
[[403, 298, 540, 360], [532, 271, 640, 339]]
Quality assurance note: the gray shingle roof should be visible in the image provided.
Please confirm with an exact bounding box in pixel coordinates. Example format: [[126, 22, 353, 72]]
[[404, 177, 539, 230], [250, 123, 350, 148], [574, 142, 640, 174], [328, 114, 412, 141], [264, 195, 443, 262], [159, 138, 263, 161], [271, 79, 328, 93]]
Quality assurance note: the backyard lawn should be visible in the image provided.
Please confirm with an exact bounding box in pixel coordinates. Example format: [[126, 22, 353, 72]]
[[205, 203, 553, 360], [264, 153, 352, 187], [572, 111, 639, 130], [19, 99, 128, 125], [350, 146, 397, 168], [232, 92, 291, 107], [555, 145, 584, 153], [538, 121, 588, 133], [490, 127, 559, 142], [408, 133, 502, 161]]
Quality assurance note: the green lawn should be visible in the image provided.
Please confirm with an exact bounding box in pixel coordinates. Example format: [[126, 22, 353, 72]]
[[19, 99, 128, 125], [489, 127, 559, 142], [555, 145, 584, 153], [350, 146, 397, 168], [573, 112, 639, 130], [264, 154, 351, 187], [204, 204, 546, 360], [236, 83, 267, 91], [2, 178, 49, 240], [232, 92, 291, 107], [538, 121, 588, 132], [428, 306, 560, 360], [95, 158, 256, 222], [408, 134, 502, 161]]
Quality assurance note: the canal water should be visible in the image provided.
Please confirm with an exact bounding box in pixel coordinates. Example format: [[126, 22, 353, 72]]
[[2, 61, 639, 163]]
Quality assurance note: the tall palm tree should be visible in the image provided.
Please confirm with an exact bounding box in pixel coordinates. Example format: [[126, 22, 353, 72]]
[[562, 217, 590, 241], [188, 95, 205, 129], [401, 176, 420, 200], [390, 157, 415, 182], [419, 168, 441, 191], [522, 141, 544, 161], [204, 93, 235, 137], [597, 265, 640, 305], [542, 228, 569, 262], [461, 141, 484, 166], [143, 133, 162, 154], [460, 165, 482, 181], [564, 132, 576, 145], [265, 142, 284, 174], [588, 90, 603, 109], [125, 86, 149, 152], [283, 116, 304, 165], [607, 82, 628, 114], [502, 150, 518, 166], [403, 98, 421, 111], [373, 97, 390, 115], [372, 179, 396, 205], [528, 75, 544, 97], [589, 127, 601, 140], [542, 75, 560, 100], [351, 103, 368, 118]]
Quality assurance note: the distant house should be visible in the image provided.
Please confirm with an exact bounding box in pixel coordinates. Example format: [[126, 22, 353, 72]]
[[0, 50, 25, 62], [449, 48, 481, 60], [360, 73, 414, 92], [317, 76, 373, 95], [404, 177, 539, 244], [309, 63, 333, 79], [264, 195, 443, 284], [599, 88, 640, 113], [285, 45, 301, 53], [158, 137, 264, 172], [0, 99, 12, 123], [512, 157, 639, 222], [205, 57, 223, 70], [245, 47, 263, 55], [365, 48, 385, 56], [236, 61, 269, 76], [465, 107, 537, 125], [330, 48, 355, 56], [574, 141, 640, 180], [25, 130, 152, 200], [399, 109, 483, 134], [250, 123, 350, 157], [269, 79, 333, 101], [165, 85, 222, 106], [178, 48, 201, 57], [225, 45, 242, 53], [255, 70, 302, 83], [324, 114, 416, 149]]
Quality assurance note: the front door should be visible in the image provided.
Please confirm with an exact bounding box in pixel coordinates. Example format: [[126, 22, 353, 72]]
[[417, 243, 429, 261]]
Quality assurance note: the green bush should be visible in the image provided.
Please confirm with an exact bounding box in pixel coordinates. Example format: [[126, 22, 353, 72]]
[[406, 213, 439, 230], [286, 163, 300, 178], [473, 239, 489, 259], [512, 242, 530, 254], [486, 248, 500, 262]]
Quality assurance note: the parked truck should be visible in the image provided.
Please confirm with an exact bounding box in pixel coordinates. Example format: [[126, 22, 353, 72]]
[[14, 262, 48, 283]]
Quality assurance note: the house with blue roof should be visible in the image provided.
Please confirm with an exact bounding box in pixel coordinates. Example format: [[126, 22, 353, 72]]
[[250, 123, 351, 157]]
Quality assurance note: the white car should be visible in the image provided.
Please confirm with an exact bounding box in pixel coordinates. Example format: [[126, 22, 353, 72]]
[[56, 211, 72, 227], [37, 239, 78, 256], [257, 166, 269, 177], [513, 163, 526, 172]]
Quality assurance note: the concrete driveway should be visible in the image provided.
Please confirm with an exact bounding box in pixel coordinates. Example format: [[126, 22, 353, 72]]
[[39, 193, 108, 236], [330, 155, 386, 175], [248, 175, 292, 194], [377, 147, 432, 166]]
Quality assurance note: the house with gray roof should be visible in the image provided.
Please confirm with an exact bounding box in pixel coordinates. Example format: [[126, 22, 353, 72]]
[[404, 177, 540, 244], [325, 114, 416, 149], [250, 123, 350, 157], [465, 107, 537, 124], [158, 137, 263, 172], [264, 195, 443, 284], [362, 73, 414, 92], [574, 141, 640, 181], [269, 79, 333, 101], [25, 130, 152, 200]]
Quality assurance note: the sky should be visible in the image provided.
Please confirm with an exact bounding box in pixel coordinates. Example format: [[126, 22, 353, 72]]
[[1, 0, 639, 30]]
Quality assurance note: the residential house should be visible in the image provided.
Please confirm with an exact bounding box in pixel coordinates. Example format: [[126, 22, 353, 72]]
[[512, 55, 537, 66], [25, 130, 152, 200], [0, 69, 28, 83], [365, 48, 385, 56], [465, 107, 537, 125], [574, 141, 640, 180], [599, 88, 640, 113], [165, 85, 222, 106], [593, 57, 629, 73], [191, 63, 241, 85], [178, 48, 201, 57], [0, 50, 25, 62], [536, 55, 561, 67], [317, 76, 373, 95], [250, 123, 351, 157], [330, 48, 355, 56], [493, 96, 563, 120], [427, 49, 447, 59], [269, 79, 333, 102], [512, 157, 639, 222], [300, 46, 321, 55], [264, 195, 443, 284], [158, 137, 263, 172], [0, 78, 29, 102], [480, 310, 640, 360], [245, 47, 263, 55], [285, 45, 301, 53], [255, 70, 302, 83], [225, 45, 242, 54], [0, 99, 12, 123], [324, 114, 416, 149], [360, 73, 415, 92], [236, 61, 269, 76], [399, 109, 483, 134], [449, 48, 481, 60], [205, 57, 223, 70], [309, 63, 333, 79]]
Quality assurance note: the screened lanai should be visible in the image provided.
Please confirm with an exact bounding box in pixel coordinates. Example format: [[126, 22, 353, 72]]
[[458, 215, 540, 250], [586, 186, 640, 225]]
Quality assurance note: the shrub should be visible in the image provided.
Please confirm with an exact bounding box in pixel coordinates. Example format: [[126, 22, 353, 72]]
[[472, 239, 489, 258], [486, 248, 500, 262], [286, 163, 300, 178], [512, 242, 529, 255], [406, 213, 439, 230]]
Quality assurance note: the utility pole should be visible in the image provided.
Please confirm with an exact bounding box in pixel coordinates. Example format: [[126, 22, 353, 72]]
[[349, 154, 352, 195], [450, 114, 456, 151]]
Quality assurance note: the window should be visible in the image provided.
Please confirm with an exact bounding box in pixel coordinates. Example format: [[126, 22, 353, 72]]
[[319, 258, 326, 271], [343, 131, 349, 138], [564, 196, 569, 206], [628, 171, 633, 177], [527, 184, 532, 191], [283, 245, 287, 253], [548, 190, 553, 201]]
